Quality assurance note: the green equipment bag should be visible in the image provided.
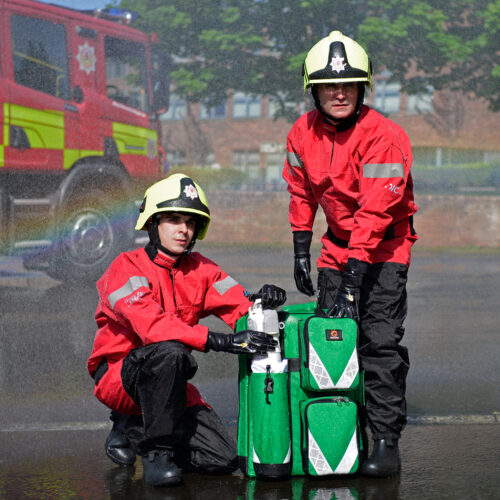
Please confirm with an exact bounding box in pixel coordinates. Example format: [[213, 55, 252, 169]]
[[236, 317, 291, 479], [300, 397, 360, 475], [237, 301, 365, 478], [299, 315, 360, 391]]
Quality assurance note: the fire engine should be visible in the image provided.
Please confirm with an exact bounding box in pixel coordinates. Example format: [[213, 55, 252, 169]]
[[0, 0, 169, 282]]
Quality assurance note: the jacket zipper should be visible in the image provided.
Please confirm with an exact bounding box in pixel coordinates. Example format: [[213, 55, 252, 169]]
[[330, 132, 335, 167], [168, 269, 177, 307]]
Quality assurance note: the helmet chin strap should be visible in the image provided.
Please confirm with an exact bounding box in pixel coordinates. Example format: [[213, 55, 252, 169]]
[[146, 215, 198, 260], [312, 84, 365, 131]]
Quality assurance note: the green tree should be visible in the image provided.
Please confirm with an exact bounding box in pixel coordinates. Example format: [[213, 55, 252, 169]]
[[116, 0, 500, 114], [115, 0, 370, 120], [358, 0, 500, 111]]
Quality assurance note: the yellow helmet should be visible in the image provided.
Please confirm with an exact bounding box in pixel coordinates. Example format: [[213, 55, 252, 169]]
[[135, 173, 211, 240], [303, 30, 372, 94]]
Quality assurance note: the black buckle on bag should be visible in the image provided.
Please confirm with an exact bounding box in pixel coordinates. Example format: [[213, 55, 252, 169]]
[[264, 365, 274, 405]]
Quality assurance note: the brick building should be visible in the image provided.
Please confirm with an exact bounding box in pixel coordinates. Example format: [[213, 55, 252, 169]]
[[160, 78, 500, 188]]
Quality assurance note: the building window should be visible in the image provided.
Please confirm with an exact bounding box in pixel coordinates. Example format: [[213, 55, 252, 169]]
[[264, 151, 286, 184], [11, 14, 70, 100], [232, 92, 261, 119], [406, 87, 434, 115], [268, 95, 290, 119], [161, 94, 186, 121], [267, 94, 307, 119], [165, 150, 187, 169], [232, 150, 260, 179], [200, 100, 226, 120], [374, 80, 401, 114]]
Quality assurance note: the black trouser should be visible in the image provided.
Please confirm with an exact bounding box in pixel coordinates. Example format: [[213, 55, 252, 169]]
[[318, 263, 410, 440], [121, 340, 237, 472]]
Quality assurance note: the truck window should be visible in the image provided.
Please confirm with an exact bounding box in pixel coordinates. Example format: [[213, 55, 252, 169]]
[[11, 14, 70, 100], [105, 36, 149, 112]]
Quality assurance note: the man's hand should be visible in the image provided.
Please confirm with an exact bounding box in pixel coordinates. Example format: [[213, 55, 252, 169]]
[[205, 330, 277, 355], [294, 255, 315, 296], [293, 231, 315, 296], [327, 274, 360, 320], [249, 284, 287, 309], [327, 258, 368, 322]]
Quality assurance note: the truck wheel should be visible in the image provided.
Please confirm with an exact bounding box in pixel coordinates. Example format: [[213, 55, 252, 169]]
[[46, 187, 133, 283]]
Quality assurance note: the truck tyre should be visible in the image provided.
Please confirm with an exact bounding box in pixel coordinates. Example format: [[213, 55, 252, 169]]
[[45, 185, 134, 284]]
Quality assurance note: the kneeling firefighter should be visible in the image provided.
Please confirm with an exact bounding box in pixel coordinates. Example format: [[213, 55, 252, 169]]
[[283, 31, 418, 477], [88, 173, 286, 486]]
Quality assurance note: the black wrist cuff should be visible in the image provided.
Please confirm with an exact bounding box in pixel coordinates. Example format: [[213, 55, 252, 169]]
[[293, 231, 313, 255], [206, 331, 226, 352], [345, 258, 369, 276]]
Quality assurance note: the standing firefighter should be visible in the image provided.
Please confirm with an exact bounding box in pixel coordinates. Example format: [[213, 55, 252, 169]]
[[88, 173, 286, 487], [283, 31, 418, 477]]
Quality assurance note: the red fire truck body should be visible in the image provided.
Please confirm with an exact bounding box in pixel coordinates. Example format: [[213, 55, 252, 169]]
[[0, 0, 169, 281]]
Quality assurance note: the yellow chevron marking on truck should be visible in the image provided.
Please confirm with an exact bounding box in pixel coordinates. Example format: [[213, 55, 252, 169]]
[[112, 122, 157, 156], [1, 104, 157, 169], [63, 149, 104, 170], [10, 104, 64, 149]]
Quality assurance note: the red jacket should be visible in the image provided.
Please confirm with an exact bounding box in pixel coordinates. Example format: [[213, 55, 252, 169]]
[[283, 105, 418, 269], [88, 247, 252, 377]]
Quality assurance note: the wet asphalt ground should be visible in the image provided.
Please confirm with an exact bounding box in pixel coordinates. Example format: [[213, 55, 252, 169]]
[[1, 245, 499, 499]]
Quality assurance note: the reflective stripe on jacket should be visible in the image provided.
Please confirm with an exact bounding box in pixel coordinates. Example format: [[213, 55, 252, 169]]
[[283, 105, 418, 267], [88, 247, 252, 376]]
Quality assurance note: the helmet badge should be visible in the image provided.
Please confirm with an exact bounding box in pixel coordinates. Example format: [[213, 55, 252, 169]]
[[329, 55, 346, 73], [184, 184, 199, 200]]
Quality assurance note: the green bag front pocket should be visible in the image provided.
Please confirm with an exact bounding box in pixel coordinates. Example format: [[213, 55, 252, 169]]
[[249, 372, 291, 478], [300, 397, 360, 476], [299, 316, 359, 391]]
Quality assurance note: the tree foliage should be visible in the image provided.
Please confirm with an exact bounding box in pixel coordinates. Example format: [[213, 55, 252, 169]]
[[358, 0, 500, 111], [116, 0, 500, 114]]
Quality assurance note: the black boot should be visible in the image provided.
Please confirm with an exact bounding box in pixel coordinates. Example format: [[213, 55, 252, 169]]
[[361, 439, 401, 477], [142, 449, 182, 486], [359, 425, 369, 461], [105, 428, 137, 466]]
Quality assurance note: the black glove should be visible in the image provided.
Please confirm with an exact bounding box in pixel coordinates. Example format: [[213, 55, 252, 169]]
[[327, 258, 369, 322], [205, 330, 277, 355], [248, 284, 287, 309], [293, 231, 315, 296]]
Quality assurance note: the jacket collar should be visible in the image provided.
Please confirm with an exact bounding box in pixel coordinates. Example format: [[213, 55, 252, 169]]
[[319, 113, 337, 133], [154, 252, 178, 270], [145, 242, 179, 270]]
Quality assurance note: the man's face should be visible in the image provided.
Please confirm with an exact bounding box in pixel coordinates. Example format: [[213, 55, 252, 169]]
[[316, 82, 359, 121], [157, 212, 196, 257]]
